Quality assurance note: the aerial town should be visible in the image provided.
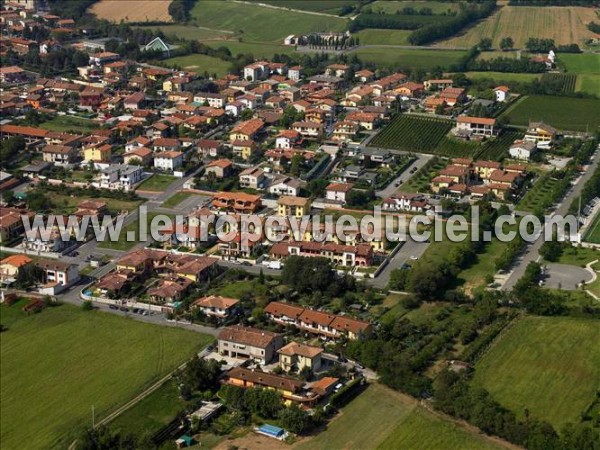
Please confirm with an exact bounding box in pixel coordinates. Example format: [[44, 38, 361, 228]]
[[0, 0, 599, 449]]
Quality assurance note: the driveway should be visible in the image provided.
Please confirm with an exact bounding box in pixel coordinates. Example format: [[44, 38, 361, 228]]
[[376, 154, 433, 199], [369, 238, 430, 289]]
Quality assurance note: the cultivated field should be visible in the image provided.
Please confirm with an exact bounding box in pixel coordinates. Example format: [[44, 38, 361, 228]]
[[295, 383, 502, 450], [351, 47, 467, 70], [134, 24, 234, 42], [473, 315, 600, 430], [438, 6, 597, 49], [89, 0, 172, 23], [560, 53, 600, 74], [0, 302, 210, 449], [246, 0, 356, 14], [371, 115, 454, 153], [370, 0, 460, 15], [502, 95, 600, 132], [465, 71, 542, 83], [354, 28, 412, 45], [189, 0, 348, 42]]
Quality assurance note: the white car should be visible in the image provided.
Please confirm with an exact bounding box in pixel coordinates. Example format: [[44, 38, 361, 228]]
[[410, 255, 419, 260]]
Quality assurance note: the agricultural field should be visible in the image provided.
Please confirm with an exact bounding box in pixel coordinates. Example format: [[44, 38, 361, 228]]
[[465, 71, 542, 83], [369, 0, 459, 15], [473, 316, 600, 429], [351, 47, 467, 70], [354, 28, 412, 45], [540, 73, 577, 94], [585, 212, 600, 244], [296, 383, 502, 450], [204, 40, 298, 60], [560, 53, 600, 74], [576, 74, 600, 96], [371, 115, 454, 153], [517, 171, 559, 212], [437, 6, 597, 49], [476, 130, 523, 161], [189, 0, 348, 43], [161, 53, 233, 77], [0, 302, 210, 450], [502, 95, 600, 132], [89, 0, 172, 22]]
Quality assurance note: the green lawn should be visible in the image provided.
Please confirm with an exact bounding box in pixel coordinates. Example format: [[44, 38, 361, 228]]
[[378, 409, 500, 450], [473, 315, 600, 430], [161, 54, 233, 77], [354, 28, 412, 45], [40, 115, 100, 133], [137, 174, 177, 192], [457, 238, 507, 291], [134, 24, 233, 41], [49, 193, 142, 215], [297, 383, 502, 450], [212, 280, 255, 298], [205, 40, 298, 59], [370, 0, 459, 14], [555, 245, 599, 268], [246, 0, 356, 14], [190, 0, 348, 42], [162, 191, 193, 208], [502, 95, 600, 132], [560, 53, 600, 74], [585, 212, 600, 244], [351, 48, 467, 70], [0, 302, 211, 450], [109, 379, 187, 440], [576, 74, 600, 96]]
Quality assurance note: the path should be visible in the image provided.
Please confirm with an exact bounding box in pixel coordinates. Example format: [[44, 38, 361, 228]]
[[502, 144, 600, 290]]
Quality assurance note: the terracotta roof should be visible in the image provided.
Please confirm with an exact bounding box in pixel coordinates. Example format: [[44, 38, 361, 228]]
[[330, 316, 370, 335], [193, 295, 239, 309], [1, 124, 48, 137], [326, 182, 354, 193], [264, 301, 304, 319], [0, 254, 32, 268], [457, 116, 496, 126], [231, 118, 264, 136], [298, 309, 335, 327], [218, 325, 282, 348], [311, 376, 339, 395], [277, 196, 309, 207], [278, 341, 323, 358], [227, 367, 303, 392], [206, 158, 232, 169]]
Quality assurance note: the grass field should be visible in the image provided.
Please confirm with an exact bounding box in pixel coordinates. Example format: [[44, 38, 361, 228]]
[[97, 211, 172, 251], [473, 315, 600, 430], [40, 115, 99, 133], [296, 383, 502, 450], [48, 193, 142, 215], [351, 48, 467, 70], [189, 0, 348, 43], [205, 39, 298, 59], [137, 174, 177, 192], [162, 191, 193, 208], [585, 212, 600, 244], [0, 302, 210, 450], [134, 24, 234, 41], [370, 0, 459, 15], [354, 28, 412, 45], [560, 53, 600, 74], [89, 0, 172, 22], [161, 54, 233, 77], [502, 95, 600, 132], [438, 6, 597, 49], [246, 0, 356, 14], [576, 74, 600, 96]]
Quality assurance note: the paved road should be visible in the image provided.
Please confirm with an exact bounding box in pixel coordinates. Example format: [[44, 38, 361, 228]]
[[503, 145, 600, 290], [369, 238, 430, 289], [543, 263, 593, 290], [376, 154, 434, 199]]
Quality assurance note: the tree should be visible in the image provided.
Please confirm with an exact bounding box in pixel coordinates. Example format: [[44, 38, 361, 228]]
[[81, 300, 94, 311], [388, 268, 409, 291], [15, 263, 44, 289], [289, 154, 303, 177], [279, 404, 312, 434], [75, 425, 137, 450], [539, 239, 563, 262], [478, 38, 493, 51], [2, 190, 15, 205], [281, 256, 336, 295], [500, 37, 514, 51], [26, 190, 53, 211]]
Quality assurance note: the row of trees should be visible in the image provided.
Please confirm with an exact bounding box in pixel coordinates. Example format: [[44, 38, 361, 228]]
[[409, 1, 497, 45]]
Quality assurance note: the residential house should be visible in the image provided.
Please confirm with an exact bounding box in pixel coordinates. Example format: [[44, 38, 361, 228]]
[[494, 86, 510, 102], [154, 151, 184, 171], [288, 65, 303, 81], [275, 130, 303, 149], [509, 140, 537, 161], [292, 121, 322, 138], [42, 144, 78, 166], [524, 121, 557, 149], [0, 254, 32, 283], [230, 140, 257, 160], [35, 258, 80, 294], [212, 192, 262, 214], [218, 325, 284, 364], [84, 143, 112, 163], [97, 164, 143, 191], [124, 91, 145, 110], [440, 87, 467, 106], [270, 241, 373, 268], [277, 196, 311, 218], [147, 277, 192, 304], [278, 342, 323, 373], [197, 139, 224, 158], [123, 147, 152, 166], [239, 167, 266, 189], [456, 116, 497, 137], [230, 118, 264, 141], [205, 159, 233, 179], [325, 182, 353, 203], [268, 176, 303, 197], [194, 92, 226, 108], [192, 295, 239, 319], [424, 79, 453, 91]]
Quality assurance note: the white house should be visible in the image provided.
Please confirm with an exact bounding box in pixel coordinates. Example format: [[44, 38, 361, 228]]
[[239, 167, 266, 189], [325, 182, 353, 203], [154, 151, 184, 171], [509, 140, 537, 161], [456, 116, 497, 137], [97, 164, 143, 191], [494, 86, 510, 102], [193, 92, 226, 108], [268, 176, 303, 197], [288, 65, 302, 81]]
